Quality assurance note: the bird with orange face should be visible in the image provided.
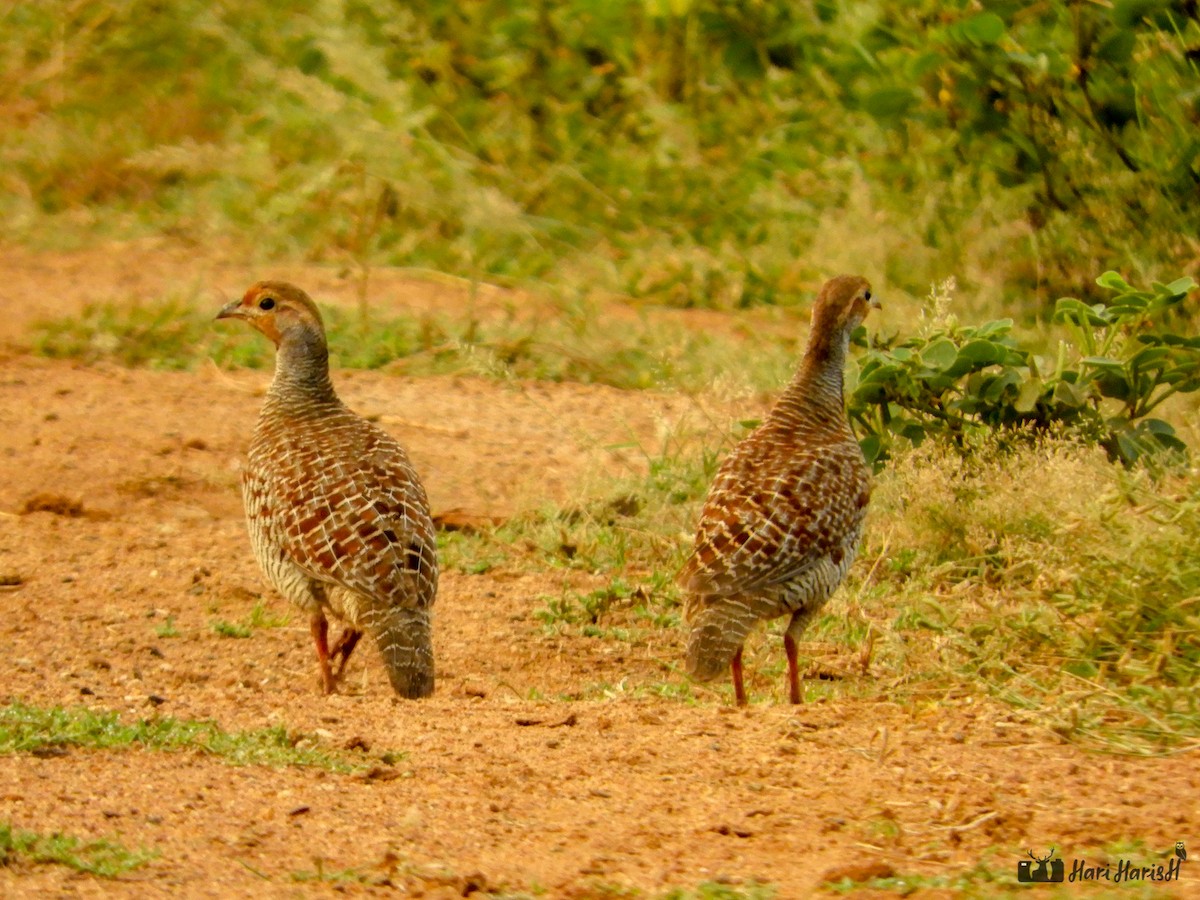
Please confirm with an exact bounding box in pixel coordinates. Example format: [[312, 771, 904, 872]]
[[218, 282, 439, 698], [680, 275, 879, 706]]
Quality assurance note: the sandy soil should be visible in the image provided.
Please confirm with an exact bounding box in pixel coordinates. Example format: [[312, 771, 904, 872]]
[[0, 243, 1195, 898]]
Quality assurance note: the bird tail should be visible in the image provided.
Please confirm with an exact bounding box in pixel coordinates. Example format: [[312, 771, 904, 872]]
[[684, 597, 765, 682], [372, 607, 435, 699]]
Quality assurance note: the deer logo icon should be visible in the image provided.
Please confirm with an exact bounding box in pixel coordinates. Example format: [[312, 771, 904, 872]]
[[1017, 848, 1066, 883]]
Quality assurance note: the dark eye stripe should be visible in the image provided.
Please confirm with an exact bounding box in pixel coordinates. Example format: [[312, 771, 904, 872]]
[[259, 297, 275, 311]]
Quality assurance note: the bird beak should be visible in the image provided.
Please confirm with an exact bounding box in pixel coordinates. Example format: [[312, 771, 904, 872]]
[[869, 296, 882, 311], [215, 298, 248, 321]]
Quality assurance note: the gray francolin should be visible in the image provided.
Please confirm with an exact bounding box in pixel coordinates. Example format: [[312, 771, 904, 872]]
[[217, 282, 439, 698], [679, 274, 879, 706]]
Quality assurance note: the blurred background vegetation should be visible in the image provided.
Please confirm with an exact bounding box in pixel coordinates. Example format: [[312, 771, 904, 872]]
[[3, 0, 1197, 313]]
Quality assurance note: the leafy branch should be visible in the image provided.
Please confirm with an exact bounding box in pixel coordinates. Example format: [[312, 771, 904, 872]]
[[850, 272, 1199, 467]]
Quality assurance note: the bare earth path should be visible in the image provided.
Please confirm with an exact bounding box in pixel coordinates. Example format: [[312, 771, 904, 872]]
[[0, 245, 1195, 897]]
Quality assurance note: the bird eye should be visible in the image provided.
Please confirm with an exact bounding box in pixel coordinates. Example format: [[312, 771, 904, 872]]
[[863, 290, 871, 301], [258, 297, 275, 311]]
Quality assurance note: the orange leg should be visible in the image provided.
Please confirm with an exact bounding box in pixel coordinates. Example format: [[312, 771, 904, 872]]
[[731, 645, 748, 707], [310, 613, 336, 694], [784, 633, 803, 704], [330, 628, 363, 678]]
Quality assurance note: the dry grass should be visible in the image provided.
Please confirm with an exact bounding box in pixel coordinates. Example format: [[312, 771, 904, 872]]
[[851, 439, 1200, 754]]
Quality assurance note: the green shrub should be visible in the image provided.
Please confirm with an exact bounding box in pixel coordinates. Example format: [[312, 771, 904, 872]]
[[851, 272, 1199, 466], [3, 2, 1194, 307]]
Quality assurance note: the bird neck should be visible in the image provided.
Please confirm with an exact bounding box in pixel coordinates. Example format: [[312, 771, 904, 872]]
[[772, 325, 851, 428], [267, 325, 339, 410]]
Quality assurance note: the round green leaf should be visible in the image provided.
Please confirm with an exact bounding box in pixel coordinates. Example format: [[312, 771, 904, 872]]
[[920, 339, 958, 371], [1015, 378, 1043, 413], [859, 434, 884, 465], [1053, 380, 1088, 408], [960, 12, 1005, 45], [1096, 270, 1132, 292], [945, 339, 1006, 376]]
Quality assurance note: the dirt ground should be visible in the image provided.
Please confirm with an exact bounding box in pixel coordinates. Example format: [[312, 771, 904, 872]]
[[0, 242, 1195, 898]]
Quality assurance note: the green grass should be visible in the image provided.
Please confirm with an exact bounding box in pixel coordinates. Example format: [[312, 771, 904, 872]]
[[247, 599, 290, 628], [290, 863, 375, 885], [209, 619, 252, 639], [0, 820, 156, 878], [208, 600, 289, 639], [441, 418, 732, 581], [822, 842, 1183, 897], [659, 882, 774, 900], [840, 439, 1200, 754], [535, 579, 682, 649], [0, 702, 393, 772], [29, 294, 798, 394]]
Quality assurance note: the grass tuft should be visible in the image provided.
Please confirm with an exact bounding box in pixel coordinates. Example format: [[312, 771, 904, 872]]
[[209, 619, 252, 639], [0, 702, 390, 772], [0, 820, 156, 878]]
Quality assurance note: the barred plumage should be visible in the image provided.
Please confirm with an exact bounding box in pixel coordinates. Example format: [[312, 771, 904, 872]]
[[679, 274, 878, 705], [218, 282, 439, 698]]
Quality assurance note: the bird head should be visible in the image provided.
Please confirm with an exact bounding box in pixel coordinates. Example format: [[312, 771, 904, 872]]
[[215, 281, 326, 347], [810, 274, 879, 339]]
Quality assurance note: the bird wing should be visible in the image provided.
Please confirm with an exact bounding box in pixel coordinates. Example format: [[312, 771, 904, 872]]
[[680, 434, 869, 601], [258, 417, 438, 610]]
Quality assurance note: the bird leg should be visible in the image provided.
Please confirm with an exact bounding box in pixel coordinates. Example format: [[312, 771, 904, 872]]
[[784, 633, 803, 704], [784, 608, 817, 705], [329, 628, 363, 679], [310, 613, 337, 694], [731, 645, 748, 707]]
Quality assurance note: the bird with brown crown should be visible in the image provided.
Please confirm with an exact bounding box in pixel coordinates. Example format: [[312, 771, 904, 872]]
[[679, 274, 879, 706], [217, 282, 439, 698]]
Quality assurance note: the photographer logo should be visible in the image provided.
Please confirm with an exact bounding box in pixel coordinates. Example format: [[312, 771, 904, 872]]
[[1016, 844, 1185, 885]]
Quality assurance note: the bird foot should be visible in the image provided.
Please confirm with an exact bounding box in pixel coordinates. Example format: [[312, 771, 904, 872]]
[[329, 628, 363, 680]]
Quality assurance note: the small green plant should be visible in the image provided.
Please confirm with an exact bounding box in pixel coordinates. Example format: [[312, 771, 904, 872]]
[[1052, 272, 1200, 461], [536, 582, 627, 629], [436, 529, 508, 576], [534, 576, 681, 646], [247, 600, 289, 629], [0, 821, 157, 877], [210, 619, 251, 639], [851, 273, 1199, 466], [154, 615, 179, 638], [209, 601, 288, 639]]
